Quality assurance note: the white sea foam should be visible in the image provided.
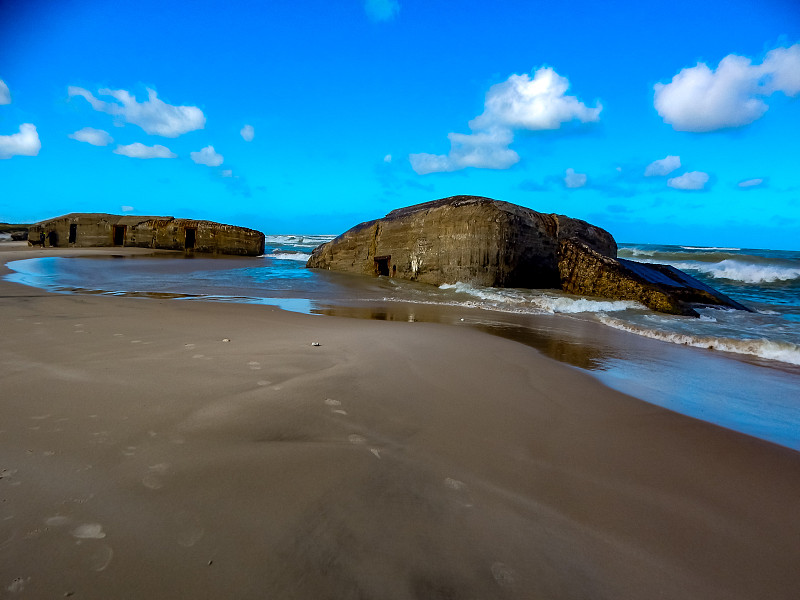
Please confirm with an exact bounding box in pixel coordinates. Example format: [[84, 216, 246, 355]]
[[439, 282, 642, 314], [263, 234, 334, 248], [680, 246, 741, 251], [634, 258, 800, 284], [265, 252, 311, 262], [618, 247, 659, 257], [598, 315, 800, 366]]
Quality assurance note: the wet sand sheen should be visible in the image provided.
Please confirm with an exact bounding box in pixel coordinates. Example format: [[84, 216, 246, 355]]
[[9, 249, 800, 450], [2, 243, 800, 599]]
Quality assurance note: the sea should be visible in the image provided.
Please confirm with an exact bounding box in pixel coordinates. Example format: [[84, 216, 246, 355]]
[[5, 237, 800, 450]]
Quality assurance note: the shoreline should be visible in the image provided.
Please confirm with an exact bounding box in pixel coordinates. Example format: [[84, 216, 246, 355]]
[[6, 243, 800, 452], [2, 243, 800, 599]]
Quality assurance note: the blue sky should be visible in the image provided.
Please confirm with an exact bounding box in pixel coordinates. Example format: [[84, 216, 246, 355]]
[[1, 0, 798, 249]]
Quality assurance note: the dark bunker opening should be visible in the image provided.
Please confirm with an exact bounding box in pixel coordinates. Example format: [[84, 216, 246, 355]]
[[112, 225, 126, 246], [374, 255, 391, 276], [185, 227, 197, 250]]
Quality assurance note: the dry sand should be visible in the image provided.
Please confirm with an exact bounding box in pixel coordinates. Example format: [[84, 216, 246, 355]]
[[2, 243, 800, 599]]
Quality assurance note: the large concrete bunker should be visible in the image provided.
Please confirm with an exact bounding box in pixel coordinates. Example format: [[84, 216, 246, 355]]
[[29, 213, 265, 257], [307, 195, 750, 316]]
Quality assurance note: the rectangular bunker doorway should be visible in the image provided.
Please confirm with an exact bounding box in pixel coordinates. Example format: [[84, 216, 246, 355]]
[[68, 224, 77, 244], [112, 225, 126, 246], [374, 255, 391, 277], [184, 227, 196, 250]]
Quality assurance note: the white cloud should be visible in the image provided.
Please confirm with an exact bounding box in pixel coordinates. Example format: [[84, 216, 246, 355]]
[[410, 128, 519, 174], [69, 127, 113, 146], [667, 171, 709, 190], [411, 67, 600, 174], [738, 178, 764, 188], [0, 123, 41, 159], [190, 145, 223, 166], [383, 154, 392, 163], [644, 155, 681, 177], [761, 45, 800, 95], [240, 124, 254, 141], [68, 86, 205, 137], [365, 0, 399, 22], [113, 142, 177, 159], [471, 68, 602, 131], [121, 205, 134, 212], [564, 168, 587, 188], [0, 79, 10, 105], [654, 44, 800, 132]]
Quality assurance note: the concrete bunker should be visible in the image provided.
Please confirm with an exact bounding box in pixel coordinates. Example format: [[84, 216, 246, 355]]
[[29, 213, 265, 256], [307, 195, 752, 316]]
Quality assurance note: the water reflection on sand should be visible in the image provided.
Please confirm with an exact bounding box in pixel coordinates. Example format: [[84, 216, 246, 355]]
[[6, 253, 800, 451]]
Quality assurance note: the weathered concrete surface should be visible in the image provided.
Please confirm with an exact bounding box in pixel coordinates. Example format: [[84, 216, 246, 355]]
[[558, 240, 751, 316], [307, 196, 750, 315], [308, 195, 616, 289], [28, 213, 265, 256]]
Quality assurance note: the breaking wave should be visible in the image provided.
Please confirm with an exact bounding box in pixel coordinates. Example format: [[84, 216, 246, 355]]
[[634, 258, 800, 284], [617, 247, 659, 257], [680, 246, 741, 251], [263, 234, 334, 249], [438, 282, 642, 314], [265, 251, 311, 262], [598, 314, 800, 366]]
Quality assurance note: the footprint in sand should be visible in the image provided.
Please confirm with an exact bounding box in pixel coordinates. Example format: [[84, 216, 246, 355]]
[[86, 543, 114, 571], [443, 477, 466, 491], [491, 562, 515, 589], [142, 463, 169, 490], [69, 523, 114, 571], [444, 477, 473, 508], [6, 577, 30, 594], [325, 399, 348, 415], [72, 523, 106, 539], [347, 434, 366, 445], [256, 380, 271, 387], [248, 361, 261, 370], [176, 518, 205, 548], [45, 516, 71, 528]]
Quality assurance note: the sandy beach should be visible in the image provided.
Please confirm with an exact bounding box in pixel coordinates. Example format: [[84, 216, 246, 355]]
[[2, 243, 800, 600]]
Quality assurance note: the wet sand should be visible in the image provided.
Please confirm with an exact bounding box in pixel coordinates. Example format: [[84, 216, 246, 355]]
[[2, 243, 800, 599]]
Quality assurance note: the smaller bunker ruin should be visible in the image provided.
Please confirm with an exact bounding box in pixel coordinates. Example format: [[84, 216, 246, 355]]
[[28, 213, 265, 257]]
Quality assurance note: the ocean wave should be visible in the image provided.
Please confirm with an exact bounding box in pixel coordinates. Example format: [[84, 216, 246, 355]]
[[598, 315, 800, 366], [438, 282, 642, 314], [263, 234, 335, 248], [264, 252, 311, 262], [617, 247, 659, 257], [680, 246, 741, 251], [632, 258, 800, 284]]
